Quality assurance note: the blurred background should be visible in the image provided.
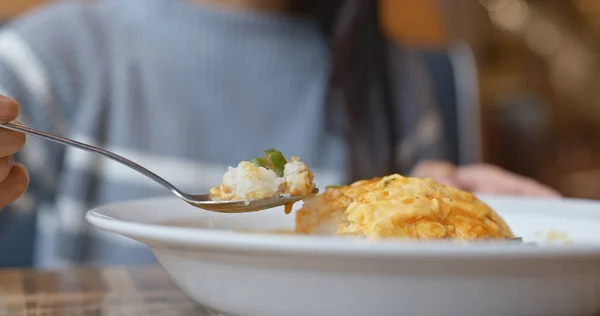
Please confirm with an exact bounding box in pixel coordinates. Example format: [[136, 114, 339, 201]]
[[0, 0, 600, 199], [386, 0, 600, 200], [0, 0, 600, 267], [3, 0, 599, 198]]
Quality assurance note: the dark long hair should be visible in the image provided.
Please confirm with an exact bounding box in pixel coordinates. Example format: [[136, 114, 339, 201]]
[[298, 0, 399, 182]]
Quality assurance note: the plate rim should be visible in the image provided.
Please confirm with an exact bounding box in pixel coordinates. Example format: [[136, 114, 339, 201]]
[[85, 195, 600, 259]]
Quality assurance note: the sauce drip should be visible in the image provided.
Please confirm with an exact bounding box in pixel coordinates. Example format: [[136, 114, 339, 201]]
[[284, 202, 294, 215]]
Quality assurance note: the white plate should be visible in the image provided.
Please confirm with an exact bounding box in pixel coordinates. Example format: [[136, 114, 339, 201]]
[[86, 195, 600, 316]]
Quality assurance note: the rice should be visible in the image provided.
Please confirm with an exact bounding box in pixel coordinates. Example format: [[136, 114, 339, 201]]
[[210, 153, 316, 202], [283, 157, 316, 196], [217, 161, 284, 200]]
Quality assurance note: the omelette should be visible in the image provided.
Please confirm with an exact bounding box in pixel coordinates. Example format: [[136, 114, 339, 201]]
[[295, 174, 515, 240]]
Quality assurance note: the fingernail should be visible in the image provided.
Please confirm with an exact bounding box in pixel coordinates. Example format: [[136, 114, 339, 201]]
[[8, 156, 14, 168]]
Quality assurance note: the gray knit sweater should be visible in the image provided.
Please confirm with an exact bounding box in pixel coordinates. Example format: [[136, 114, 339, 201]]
[[0, 0, 447, 268]]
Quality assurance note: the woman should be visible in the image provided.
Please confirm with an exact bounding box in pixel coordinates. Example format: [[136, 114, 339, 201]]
[[0, 0, 558, 267]]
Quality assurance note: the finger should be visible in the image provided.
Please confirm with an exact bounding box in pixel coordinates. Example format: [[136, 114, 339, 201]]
[[0, 163, 29, 210], [410, 160, 457, 180], [0, 156, 14, 183], [482, 171, 561, 197], [453, 166, 498, 192], [514, 179, 562, 197], [457, 165, 561, 197], [0, 96, 19, 123], [0, 128, 26, 157], [457, 164, 521, 188], [436, 177, 462, 187]]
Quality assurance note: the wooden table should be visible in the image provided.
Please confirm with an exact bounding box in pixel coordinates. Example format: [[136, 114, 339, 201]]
[[0, 265, 218, 315]]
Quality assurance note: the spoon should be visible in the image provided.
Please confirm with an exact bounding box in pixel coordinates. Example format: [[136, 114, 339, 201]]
[[0, 122, 318, 213]]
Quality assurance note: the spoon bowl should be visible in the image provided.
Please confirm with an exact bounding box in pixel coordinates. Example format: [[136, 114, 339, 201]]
[[0, 122, 317, 213], [183, 189, 318, 213]]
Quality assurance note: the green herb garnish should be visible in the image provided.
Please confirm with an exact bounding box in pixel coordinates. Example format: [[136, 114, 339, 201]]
[[264, 149, 287, 177], [252, 157, 267, 168]]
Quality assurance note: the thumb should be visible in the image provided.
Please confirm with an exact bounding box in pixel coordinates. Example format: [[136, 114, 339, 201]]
[[0, 95, 19, 123]]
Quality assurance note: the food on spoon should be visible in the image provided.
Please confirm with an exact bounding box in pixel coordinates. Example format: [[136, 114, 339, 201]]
[[211, 161, 284, 201], [295, 174, 515, 241], [210, 149, 316, 213], [283, 156, 316, 196]]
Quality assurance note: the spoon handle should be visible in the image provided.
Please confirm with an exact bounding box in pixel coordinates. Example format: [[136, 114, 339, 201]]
[[0, 122, 186, 198]]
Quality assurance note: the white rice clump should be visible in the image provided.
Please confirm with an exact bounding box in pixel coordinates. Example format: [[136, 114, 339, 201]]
[[211, 156, 316, 201], [219, 161, 284, 200], [283, 157, 316, 195]]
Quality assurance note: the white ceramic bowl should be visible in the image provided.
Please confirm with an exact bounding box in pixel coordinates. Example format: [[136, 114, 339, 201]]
[[86, 195, 600, 316]]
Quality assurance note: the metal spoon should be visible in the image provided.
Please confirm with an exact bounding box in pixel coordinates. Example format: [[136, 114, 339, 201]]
[[0, 122, 318, 213]]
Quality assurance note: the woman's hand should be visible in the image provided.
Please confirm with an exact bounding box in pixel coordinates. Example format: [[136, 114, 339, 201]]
[[0, 95, 28, 210], [411, 160, 560, 197]]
